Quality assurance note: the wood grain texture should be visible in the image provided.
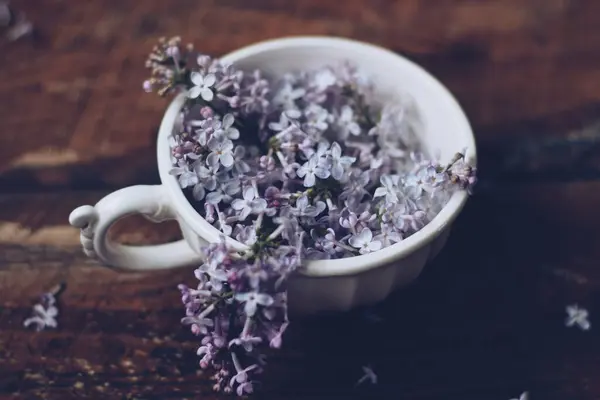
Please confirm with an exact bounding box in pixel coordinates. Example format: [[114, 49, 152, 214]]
[[1, 190, 600, 399], [1, 0, 600, 399], [2, 0, 600, 189]]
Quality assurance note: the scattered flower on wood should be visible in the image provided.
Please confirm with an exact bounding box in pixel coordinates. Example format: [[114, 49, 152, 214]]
[[144, 36, 477, 395], [355, 365, 378, 387], [23, 284, 63, 331], [565, 304, 590, 331]]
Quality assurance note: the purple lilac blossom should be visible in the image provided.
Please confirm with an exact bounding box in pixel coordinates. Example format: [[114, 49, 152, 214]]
[[178, 236, 297, 395]]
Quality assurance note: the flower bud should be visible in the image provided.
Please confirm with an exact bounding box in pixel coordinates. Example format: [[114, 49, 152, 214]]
[[200, 106, 214, 118], [142, 80, 153, 93], [165, 45, 179, 58]]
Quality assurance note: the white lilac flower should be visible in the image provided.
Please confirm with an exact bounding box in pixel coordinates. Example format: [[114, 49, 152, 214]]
[[303, 103, 331, 132], [339, 206, 376, 233], [189, 72, 216, 101], [335, 62, 369, 87], [229, 363, 259, 396], [231, 187, 267, 221], [374, 174, 401, 203], [290, 195, 326, 218], [272, 216, 300, 243], [299, 139, 329, 162], [565, 304, 590, 330], [272, 81, 305, 109], [214, 114, 240, 140], [311, 67, 337, 92], [370, 103, 417, 155], [206, 136, 234, 168], [296, 156, 331, 187], [405, 165, 447, 196], [370, 156, 384, 170], [349, 228, 382, 255], [169, 164, 199, 189], [23, 293, 58, 332], [259, 155, 275, 171], [195, 263, 228, 291], [205, 179, 240, 205], [329, 142, 356, 180], [339, 170, 370, 205], [280, 72, 301, 86], [239, 69, 271, 115], [235, 291, 274, 316], [389, 205, 426, 233], [232, 146, 250, 174], [338, 208, 358, 231], [268, 111, 293, 132], [196, 164, 222, 191], [203, 240, 229, 270], [336, 105, 361, 139], [244, 267, 268, 289], [374, 223, 403, 246], [193, 117, 221, 146], [181, 315, 214, 335], [234, 225, 258, 246], [355, 365, 377, 386], [311, 228, 338, 255]]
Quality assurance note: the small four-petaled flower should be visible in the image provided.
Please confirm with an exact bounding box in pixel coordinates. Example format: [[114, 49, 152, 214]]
[[296, 156, 330, 187], [565, 304, 590, 331], [23, 292, 59, 332], [231, 187, 268, 221], [355, 365, 377, 387], [349, 227, 382, 255], [235, 291, 274, 317], [189, 72, 216, 101]]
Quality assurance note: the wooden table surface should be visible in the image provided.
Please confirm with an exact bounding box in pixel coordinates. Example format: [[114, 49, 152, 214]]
[[2, 1, 600, 399]]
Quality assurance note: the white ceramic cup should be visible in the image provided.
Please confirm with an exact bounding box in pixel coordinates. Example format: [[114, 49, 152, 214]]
[[69, 36, 476, 315]]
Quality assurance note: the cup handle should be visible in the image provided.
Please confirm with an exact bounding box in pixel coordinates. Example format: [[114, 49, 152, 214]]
[[68, 185, 203, 271]]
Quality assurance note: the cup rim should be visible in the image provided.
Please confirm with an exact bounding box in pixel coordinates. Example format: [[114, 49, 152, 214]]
[[157, 36, 476, 277]]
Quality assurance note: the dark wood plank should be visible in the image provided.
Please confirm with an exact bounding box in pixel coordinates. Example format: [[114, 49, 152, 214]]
[[0, 188, 599, 399], [2, 1, 600, 398], [2, 0, 600, 190]]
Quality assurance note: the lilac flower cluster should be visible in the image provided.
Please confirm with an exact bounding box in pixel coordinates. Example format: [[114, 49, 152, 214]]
[[145, 36, 476, 395], [178, 236, 294, 395]]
